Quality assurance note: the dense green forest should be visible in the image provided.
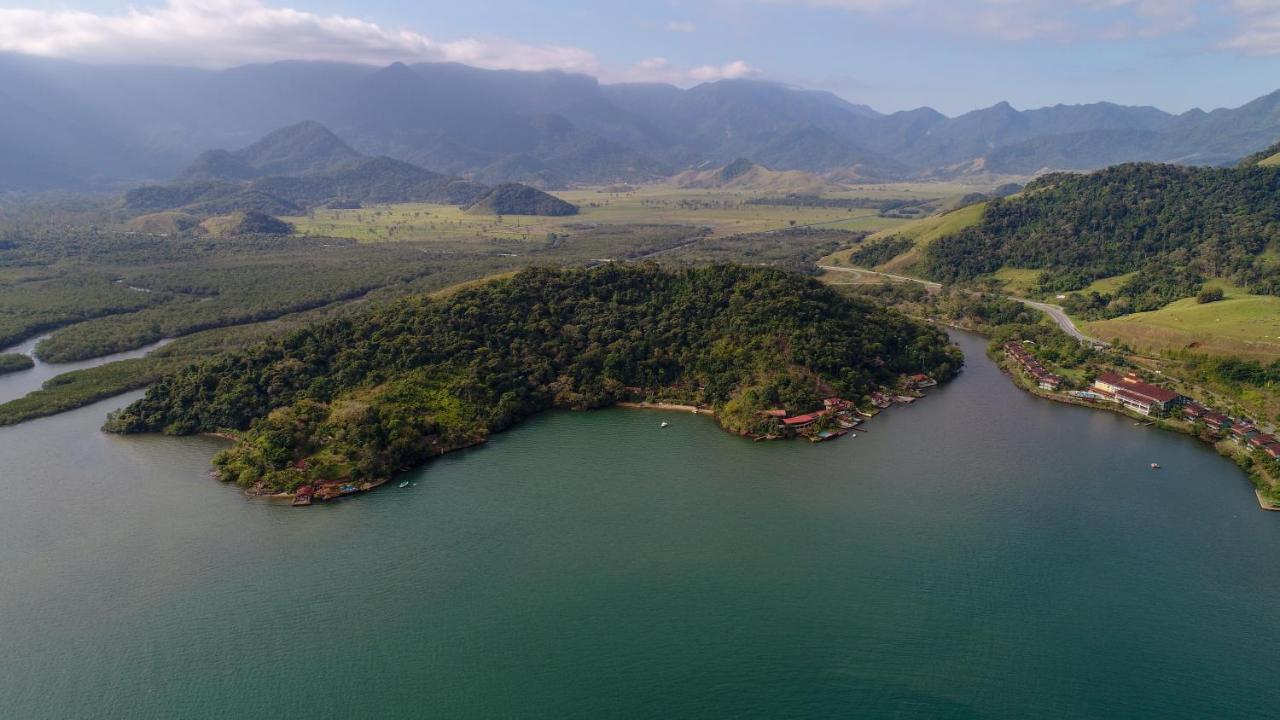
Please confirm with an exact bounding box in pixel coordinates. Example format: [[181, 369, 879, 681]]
[[922, 163, 1280, 308], [0, 353, 34, 375], [106, 265, 960, 492], [847, 237, 913, 268]]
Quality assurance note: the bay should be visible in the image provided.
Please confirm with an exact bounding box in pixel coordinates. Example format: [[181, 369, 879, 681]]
[[2, 330, 1278, 719]]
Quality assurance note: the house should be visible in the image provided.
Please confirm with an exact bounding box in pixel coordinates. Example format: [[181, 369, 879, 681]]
[[1092, 372, 1182, 416], [823, 397, 852, 411], [1203, 413, 1232, 433], [1038, 374, 1062, 391], [1248, 433, 1276, 450], [1182, 403, 1208, 420], [908, 373, 937, 389], [1265, 444, 1280, 460], [1231, 424, 1260, 444], [782, 412, 824, 429]]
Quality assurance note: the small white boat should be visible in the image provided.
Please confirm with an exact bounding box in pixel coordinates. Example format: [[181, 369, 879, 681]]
[[660, 421, 669, 428], [1150, 463, 1160, 470], [399, 480, 410, 488]]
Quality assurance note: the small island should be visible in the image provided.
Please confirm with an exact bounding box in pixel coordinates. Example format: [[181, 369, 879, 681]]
[[105, 265, 961, 502], [0, 353, 35, 375]]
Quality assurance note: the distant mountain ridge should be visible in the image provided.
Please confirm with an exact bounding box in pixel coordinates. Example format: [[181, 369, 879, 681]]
[[125, 121, 573, 217], [4, 53, 1280, 190]]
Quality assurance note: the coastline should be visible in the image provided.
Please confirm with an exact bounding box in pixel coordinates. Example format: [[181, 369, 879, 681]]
[[615, 401, 715, 415], [990, 348, 1280, 511]]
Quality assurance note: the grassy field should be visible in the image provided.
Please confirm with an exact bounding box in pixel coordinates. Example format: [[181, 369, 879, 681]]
[[820, 201, 986, 274], [282, 182, 995, 245], [1079, 272, 1136, 296], [992, 267, 1041, 295], [1086, 289, 1280, 360]]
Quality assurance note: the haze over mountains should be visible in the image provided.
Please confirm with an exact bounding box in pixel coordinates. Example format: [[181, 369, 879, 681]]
[[5, 52, 1280, 192]]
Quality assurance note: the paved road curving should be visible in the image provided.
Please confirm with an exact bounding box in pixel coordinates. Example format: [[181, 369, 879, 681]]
[[818, 264, 1104, 346]]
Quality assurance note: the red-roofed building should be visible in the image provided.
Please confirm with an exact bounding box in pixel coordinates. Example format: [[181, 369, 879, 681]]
[[1265, 444, 1280, 460], [1248, 433, 1276, 449], [782, 412, 824, 428], [1092, 372, 1182, 416]]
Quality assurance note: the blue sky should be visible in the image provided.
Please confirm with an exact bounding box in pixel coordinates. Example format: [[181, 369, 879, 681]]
[[6, 0, 1280, 115]]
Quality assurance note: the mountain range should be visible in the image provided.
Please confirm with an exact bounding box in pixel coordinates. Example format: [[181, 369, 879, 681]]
[[124, 121, 575, 217], [5, 52, 1280, 191]]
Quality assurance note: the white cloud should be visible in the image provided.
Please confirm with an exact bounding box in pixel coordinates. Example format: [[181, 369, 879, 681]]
[[0, 0, 760, 86], [1221, 0, 1280, 55], [0, 0, 599, 71], [666, 20, 698, 33], [624, 57, 761, 83], [758, 0, 1200, 42]]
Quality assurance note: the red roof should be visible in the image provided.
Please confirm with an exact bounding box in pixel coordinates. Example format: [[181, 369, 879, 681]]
[[783, 412, 824, 426], [1095, 372, 1180, 404]]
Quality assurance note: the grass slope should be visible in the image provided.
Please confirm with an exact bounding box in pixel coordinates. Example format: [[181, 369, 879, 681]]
[[821, 201, 986, 274], [1086, 289, 1280, 360]]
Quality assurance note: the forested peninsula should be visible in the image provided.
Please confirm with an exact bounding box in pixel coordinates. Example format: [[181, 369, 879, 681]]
[[106, 265, 960, 495]]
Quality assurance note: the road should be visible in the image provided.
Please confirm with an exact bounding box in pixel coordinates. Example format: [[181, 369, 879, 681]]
[[818, 264, 1103, 346]]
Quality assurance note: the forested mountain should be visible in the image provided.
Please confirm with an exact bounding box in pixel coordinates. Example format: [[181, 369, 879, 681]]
[[5, 53, 1280, 190], [922, 162, 1280, 313], [105, 265, 960, 491]]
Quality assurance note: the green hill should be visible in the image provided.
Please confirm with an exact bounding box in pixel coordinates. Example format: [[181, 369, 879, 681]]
[[105, 265, 959, 493], [463, 183, 579, 216], [920, 162, 1280, 318]]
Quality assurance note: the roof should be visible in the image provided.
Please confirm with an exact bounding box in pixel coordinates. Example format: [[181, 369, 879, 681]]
[[1095, 372, 1180, 404], [783, 412, 824, 426]]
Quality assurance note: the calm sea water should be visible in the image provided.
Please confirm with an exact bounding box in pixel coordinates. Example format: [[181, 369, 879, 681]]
[[2, 330, 1279, 719]]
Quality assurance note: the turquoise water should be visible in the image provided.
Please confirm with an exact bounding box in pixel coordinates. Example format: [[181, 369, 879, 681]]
[[2, 330, 1279, 719]]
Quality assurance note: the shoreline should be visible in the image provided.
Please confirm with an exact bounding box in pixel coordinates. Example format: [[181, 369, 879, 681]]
[[615, 401, 715, 416], [992, 350, 1280, 512]]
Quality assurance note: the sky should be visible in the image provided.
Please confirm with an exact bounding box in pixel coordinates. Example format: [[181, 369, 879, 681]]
[[5, 0, 1280, 115]]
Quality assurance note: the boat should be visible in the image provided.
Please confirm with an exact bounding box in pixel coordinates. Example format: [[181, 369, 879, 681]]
[[660, 421, 669, 428], [1151, 463, 1161, 470], [399, 480, 410, 488]]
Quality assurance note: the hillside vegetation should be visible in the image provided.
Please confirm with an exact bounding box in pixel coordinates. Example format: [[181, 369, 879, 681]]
[[673, 159, 844, 194], [923, 163, 1280, 310], [464, 183, 579, 216], [105, 265, 960, 492]]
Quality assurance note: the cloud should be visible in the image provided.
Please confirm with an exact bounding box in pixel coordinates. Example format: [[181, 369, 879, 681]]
[[0, 0, 599, 71], [666, 20, 698, 33], [758, 0, 1200, 42], [1221, 0, 1280, 55], [625, 57, 761, 83]]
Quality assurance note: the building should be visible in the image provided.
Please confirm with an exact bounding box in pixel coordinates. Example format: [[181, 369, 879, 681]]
[[1203, 413, 1232, 433], [1003, 341, 1063, 392], [782, 412, 823, 429], [1248, 433, 1276, 450], [1231, 424, 1260, 444], [1265, 444, 1280, 460], [1091, 372, 1182, 416], [908, 373, 937, 389], [1182, 403, 1208, 421]]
